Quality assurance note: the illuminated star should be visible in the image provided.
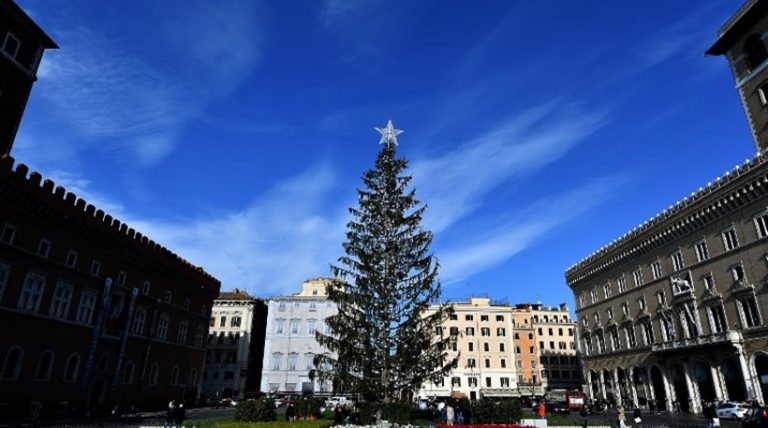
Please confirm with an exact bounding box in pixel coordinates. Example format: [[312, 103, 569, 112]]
[[375, 120, 404, 146]]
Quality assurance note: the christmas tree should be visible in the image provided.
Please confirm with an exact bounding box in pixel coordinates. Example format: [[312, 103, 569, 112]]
[[314, 120, 456, 403]]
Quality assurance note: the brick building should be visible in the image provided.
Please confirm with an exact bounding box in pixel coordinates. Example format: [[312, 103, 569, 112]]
[[201, 289, 267, 401], [0, 1, 221, 420], [566, 0, 768, 413]]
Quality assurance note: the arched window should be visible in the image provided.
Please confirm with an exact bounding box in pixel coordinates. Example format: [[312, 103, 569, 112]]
[[149, 363, 159, 385], [156, 314, 169, 340], [1, 346, 23, 380], [123, 361, 135, 384], [131, 308, 147, 335], [63, 353, 80, 383], [34, 351, 54, 381], [171, 365, 180, 385], [745, 34, 768, 71]]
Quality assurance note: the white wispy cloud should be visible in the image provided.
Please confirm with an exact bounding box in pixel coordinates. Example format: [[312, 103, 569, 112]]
[[35, 0, 261, 166], [411, 103, 607, 233], [438, 177, 625, 285]]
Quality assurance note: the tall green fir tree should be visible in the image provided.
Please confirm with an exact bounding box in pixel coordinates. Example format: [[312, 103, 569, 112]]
[[314, 120, 456, 403]]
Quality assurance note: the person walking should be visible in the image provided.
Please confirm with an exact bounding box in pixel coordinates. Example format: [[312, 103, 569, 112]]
[[164, 400, 175, 428], [633, 406, 642, 425], [704, 401, 720, 428], [617, 405, 627, 428], [446, 404, 455, 426], [286, 403, 295, 422], [538, 401, 546, 419], [173, 402, 185, 428]]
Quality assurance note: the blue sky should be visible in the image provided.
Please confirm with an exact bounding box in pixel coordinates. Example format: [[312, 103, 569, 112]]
[[14, 0, 754, 306]]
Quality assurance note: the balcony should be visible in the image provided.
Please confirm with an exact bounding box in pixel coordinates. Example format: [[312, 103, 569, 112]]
[[651, 330, 741, 352]]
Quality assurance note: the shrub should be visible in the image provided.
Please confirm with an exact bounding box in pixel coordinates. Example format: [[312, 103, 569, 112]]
[[358, 402, 412, 424], [470, 399, 522, 424], [294, 398, 325, 419], [234, 398, 276, 422]]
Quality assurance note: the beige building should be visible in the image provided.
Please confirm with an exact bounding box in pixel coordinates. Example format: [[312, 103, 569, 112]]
[[566, 1, 768, 414], [418, 297, 518, 400], [529, 303, 581, 392]]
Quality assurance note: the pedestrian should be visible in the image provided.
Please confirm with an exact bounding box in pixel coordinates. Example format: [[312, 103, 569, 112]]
[[617, 405, 627, 428], [648, 399, 656, 415], [446, 404, 455, 426], [173, 402, 185, 428], [633, 406, 642, 425], [440, 403, 447, 424], [286, 403, 295, 422], [456, 408, 464, 425], [704, 401, 720, 428], [538, 400, 546, 419], [165, 400, 175, 428], [334, 405, 343, 425]]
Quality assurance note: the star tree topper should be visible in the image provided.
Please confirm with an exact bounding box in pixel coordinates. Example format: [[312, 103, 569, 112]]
[[375, 119, 404, 146]]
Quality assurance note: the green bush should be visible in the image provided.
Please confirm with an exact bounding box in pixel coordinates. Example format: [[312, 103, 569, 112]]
[[470, 399, 522, 424], [234, 398, 276, 422], [294, 398, 324, 419]]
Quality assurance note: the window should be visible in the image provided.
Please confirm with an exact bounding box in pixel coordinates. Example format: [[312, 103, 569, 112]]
[[149, 363, 159, 385], [590, 289, 597, 304], [156, 314, 169, 340], [452, 377, 461, 387], [578, 295, 585, 308], [606, 308, 613, 320], [65, 250, 78, 268], [671, 251, 685, 272], [63, 353, 80, 383], [548, 328, 554, 335], [593, 312, 600, 324], [722, 227, 739, 251], [307, 319, 316, 334], [632, 269, 643, 287], [90, 260, 101, 276], [617, 277, 626, 293], [76, 289, 97, 324], [0, 223, 16, 244], [638, 296, 647, 312], [466, 327, 475, 336], [164, 290, 172, 304], [123, 361, 135, 384], [480, 315, 489, 322], [499, 342, 505, 352], [497, 327, 506, 336], [651, 262, 662, 280], [620, 303, 628, 316], [496, 315, 504, 322], [698, 275, 714, 293], [449, 314, 458, 321], [484, 359, 490, 368], [290, 319, 300, 334], [660, 316, 675, 341], [128, 308, 146, 335], [485, 377, 492, 387], [468, 377, 478, 387], [656, 291, 666, 305], [739, 296, 762, 328], [37, 239, 51, 258], [501, 377, 510, 388], [220, 316, 227, 327], [49, 281, 73, 319], [278, 301, 286, 311], [481, 327, 490, 336], [195, 327, 204, 348], [34, 351, 54, 381], [467, 358, 476, 368], [305, 353, 314, 370], [732, 264, 747, 283], [275, 319, 285, 334], [117, 271, 127, 286], [709, 304, 728, 333], [695, 239, 709, 262], [625, 325, 637, 348], [272, 353, 282, 370], [231, 315, 242, 327], [468, 342, 474, 352], [18, 272, 46, 312], [177, 321, 189, 343], [483, 342, 490, 352], [465, 315, 474, 321], [603, 283, 612, 298], [744, 33, 768, 70], [500, 358, 506, 368], [1, 31, 20, 59], [142, 281, 151, 295], [1, 346, 23, 380], [309, 301, 316, 311], [755, 210, 768, 238]]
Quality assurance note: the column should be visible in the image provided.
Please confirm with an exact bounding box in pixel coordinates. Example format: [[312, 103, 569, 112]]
[[736, 345, 758, 402], [627, 372, 639, 408], [612, 368, 621, 402], [683, 363, 701, 414], [599, 371, 607, 399], [661, 367, 674, 412]]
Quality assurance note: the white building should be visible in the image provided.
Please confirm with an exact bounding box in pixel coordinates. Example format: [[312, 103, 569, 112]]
[[260, 278, 338, 394], [201, 289, 267, 400]]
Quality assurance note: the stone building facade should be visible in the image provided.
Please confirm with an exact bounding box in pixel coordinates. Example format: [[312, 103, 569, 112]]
[[418, 298, 518, 401], [260, 278, 338, 394], [567, 2, 768, 413], [201, 289, 267, 401], [529, 303, 581, 392]]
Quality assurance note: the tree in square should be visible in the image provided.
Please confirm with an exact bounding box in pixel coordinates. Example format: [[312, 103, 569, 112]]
[[313, 120, 456, 403]]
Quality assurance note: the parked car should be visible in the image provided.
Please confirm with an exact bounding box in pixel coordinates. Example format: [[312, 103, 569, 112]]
[[717, 402, 749, 420], [742, 405, 768, 428], [220, 398, 238, 407], [326, 396, 350, 408], [546, 401, 571, 414]]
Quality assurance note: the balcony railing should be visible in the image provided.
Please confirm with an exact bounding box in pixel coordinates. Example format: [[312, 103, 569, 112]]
[[651, 330, 741, 352]]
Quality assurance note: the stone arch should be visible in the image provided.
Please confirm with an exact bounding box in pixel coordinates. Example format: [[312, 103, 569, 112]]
[[603, 369, 615, 402], [692, 360, 716, 402], [650, 365, 667, 410], [589, 369, 601, 398], [616, 367, 630, 403], [632, 366, 649, 406], [669, 362, 690, 413], [721, 358, 747, 402], [752, 352, 768, 404]]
